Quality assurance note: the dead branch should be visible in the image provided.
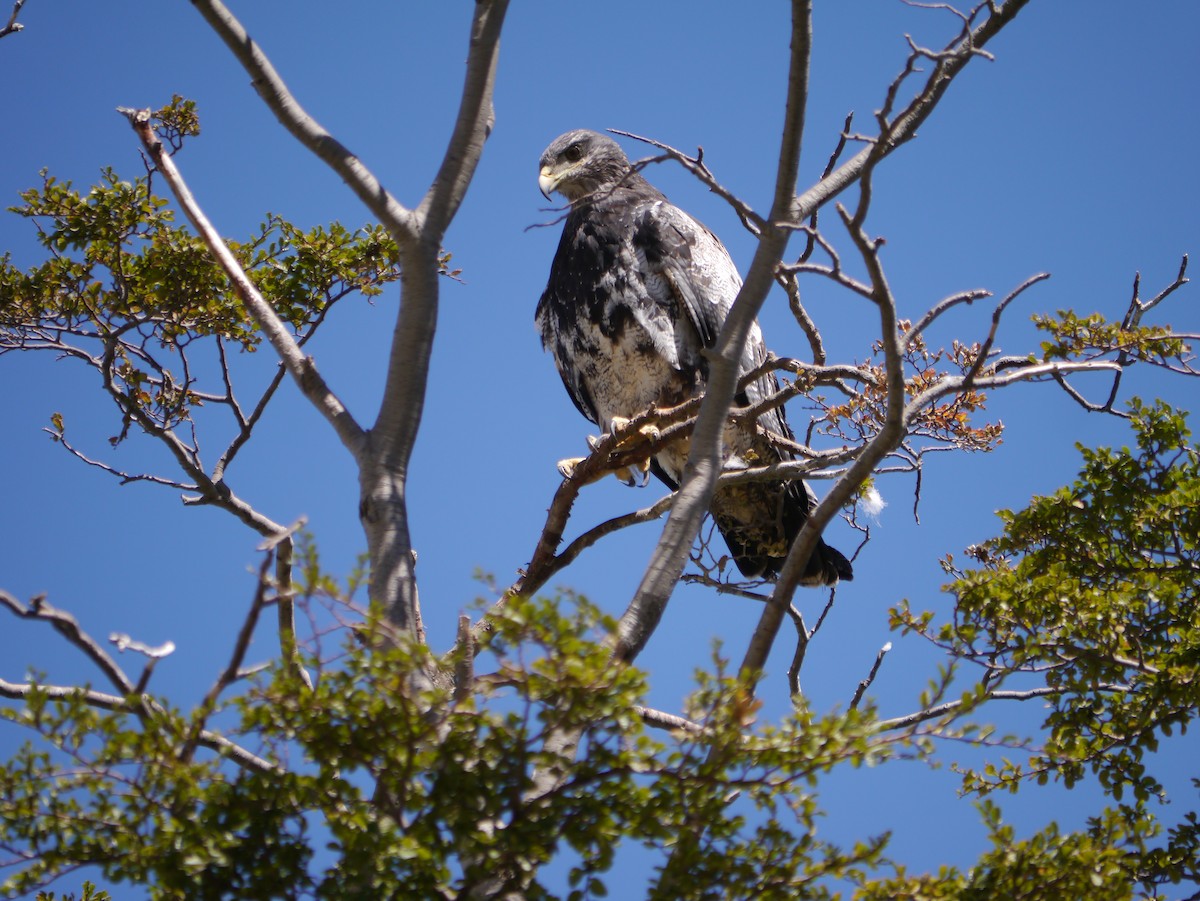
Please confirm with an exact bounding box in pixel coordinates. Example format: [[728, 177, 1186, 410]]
[[0, 588, 277, 773], [634, 705, 705, 735]]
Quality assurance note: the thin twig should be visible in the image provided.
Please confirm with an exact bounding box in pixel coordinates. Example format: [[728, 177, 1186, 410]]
[[850, 642, 892, 709], [179, 552, 276, 764], [0, 676, 276, 773]]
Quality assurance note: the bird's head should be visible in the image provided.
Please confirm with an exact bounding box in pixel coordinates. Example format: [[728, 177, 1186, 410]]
[[538, 130, 634, 202]]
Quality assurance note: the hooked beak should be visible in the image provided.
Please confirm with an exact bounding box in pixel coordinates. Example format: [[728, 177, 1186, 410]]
[[538, 166, 557, 201]]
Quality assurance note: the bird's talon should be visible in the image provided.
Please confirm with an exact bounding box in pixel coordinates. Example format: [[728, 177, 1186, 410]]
[[613, 465, 636, 486], [557, 456, 585, 480]]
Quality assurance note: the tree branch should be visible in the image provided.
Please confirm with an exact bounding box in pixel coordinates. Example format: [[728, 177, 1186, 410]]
[[792, 0, 1031, 221], [0, 0, 24, 39], [180, 552, 276, 764], [0, 676, 276, 774], [1, 590, 134, 696], [119, 107, 366, 461], [614, 0, 814, 666], [186, 0, 420, 244], [360, 1, 509, 642], [850, 642, 892, 710], [876, 685, 1109, 733], [416, 0, 510, 235]]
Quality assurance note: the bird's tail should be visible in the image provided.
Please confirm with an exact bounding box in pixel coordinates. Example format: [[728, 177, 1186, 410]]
[[723, 530, 853, 585], [801, 538, 854, 586]]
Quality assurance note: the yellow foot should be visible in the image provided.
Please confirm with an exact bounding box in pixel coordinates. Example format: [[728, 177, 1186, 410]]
[[607, 416, 659, 486], [556, 456, 586, 480], [558, 415, 663, 486]]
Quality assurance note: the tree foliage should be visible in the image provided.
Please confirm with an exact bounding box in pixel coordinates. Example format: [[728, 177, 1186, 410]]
[[1, 1, 1198, 898]]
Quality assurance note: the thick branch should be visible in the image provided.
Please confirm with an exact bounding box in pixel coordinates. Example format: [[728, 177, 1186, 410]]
[[614, 0, 813, 665], [739, 189, 908, 686], [417, 0, 510, 235], [360, 3, 509, 642]]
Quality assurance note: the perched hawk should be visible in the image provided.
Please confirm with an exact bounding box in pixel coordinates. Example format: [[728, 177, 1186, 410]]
[[535, 129, 852, 585]]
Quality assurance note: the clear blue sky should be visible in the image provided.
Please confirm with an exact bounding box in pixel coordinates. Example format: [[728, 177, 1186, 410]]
[[2, 2, 1198, 897]]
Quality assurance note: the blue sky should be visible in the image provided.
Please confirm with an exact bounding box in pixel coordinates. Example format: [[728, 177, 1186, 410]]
[[1, 1, 1198, 896]]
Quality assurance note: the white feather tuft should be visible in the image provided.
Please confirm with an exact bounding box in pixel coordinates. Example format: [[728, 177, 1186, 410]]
[[861, 486, 886, 519]]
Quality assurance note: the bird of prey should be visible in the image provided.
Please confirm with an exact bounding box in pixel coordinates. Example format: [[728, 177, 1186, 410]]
[[534, 129, 852, 585]]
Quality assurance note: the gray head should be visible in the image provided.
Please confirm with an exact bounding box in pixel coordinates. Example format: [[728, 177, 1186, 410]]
[[538, 129, 638, 202]]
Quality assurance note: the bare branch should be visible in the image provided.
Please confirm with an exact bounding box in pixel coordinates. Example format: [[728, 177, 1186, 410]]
[[610, 130, 766, 234], [850, 642, 892, 710], [1101, 255, 1192, 410], [417, 0, 511, 235], [615, 0, 814, 666], [876, 685, 1112, 733], [792, 0, 1031, 221], [270, 529, 313, 690], [634, 705, 705, 735], [109, 632, 175, 695], [213, 356, 288, 481], [786, 606, 808, 699], [1, 590, 134, 696], [739, 165, 909, 687], [778, 271, 826, 364], [109, 633, 176, 659], [186, 0, 419, 243], [961, 272, 1051, 386], [360, 2, 510, 644], [43, 426, 197, 491], [180, 552, 275, 764], [903, 288, 994, 348]]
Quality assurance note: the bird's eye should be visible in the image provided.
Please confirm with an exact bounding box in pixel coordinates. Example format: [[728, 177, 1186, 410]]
[[563, 143, 584, 163]]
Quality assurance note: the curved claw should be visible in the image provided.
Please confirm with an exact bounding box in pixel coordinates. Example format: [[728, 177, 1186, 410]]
[[557, 456, 585, 480]]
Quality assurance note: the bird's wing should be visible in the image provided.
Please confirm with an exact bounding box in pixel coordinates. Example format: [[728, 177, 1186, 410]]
[[635, 201, 795, 445], [632, 201, 739, 353]]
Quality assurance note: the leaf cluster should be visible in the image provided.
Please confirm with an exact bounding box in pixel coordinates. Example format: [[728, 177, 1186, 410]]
[[0, 99, 401, 445], [1035, 309, 1192, 371], [0, 582, 926, 899], [892, 399, 1200, 896]]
